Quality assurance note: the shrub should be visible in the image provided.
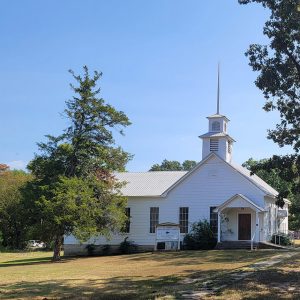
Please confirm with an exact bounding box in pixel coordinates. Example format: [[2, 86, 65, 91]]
[[183, 219, 217, 250], [271, 234, 292, 246], [119, 237, 138, 254], [86, 244, 96, 256], [101, 244, 111, 255]]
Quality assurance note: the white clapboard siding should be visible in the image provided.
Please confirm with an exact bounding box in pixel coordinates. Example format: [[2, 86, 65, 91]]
[[65, 155, 272, 246]]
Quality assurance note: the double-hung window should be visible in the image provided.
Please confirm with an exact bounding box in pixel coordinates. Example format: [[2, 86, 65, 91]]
[[179, 207, 189, 233], [122, 207, 131, 233], [210, 207, 218, 236], [150, 207, 159, 233]]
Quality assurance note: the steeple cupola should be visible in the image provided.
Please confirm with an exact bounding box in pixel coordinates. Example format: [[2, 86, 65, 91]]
[[199, 65, 235, 162]]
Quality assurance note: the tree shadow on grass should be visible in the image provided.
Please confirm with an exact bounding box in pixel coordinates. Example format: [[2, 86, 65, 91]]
[[125, 250, 278, 266], [210, 267, 300, 300], [0, 275, 183, 300], [2, 268, 300, 300], [0, 256, 81, 268], [2, 263, 300, 300]]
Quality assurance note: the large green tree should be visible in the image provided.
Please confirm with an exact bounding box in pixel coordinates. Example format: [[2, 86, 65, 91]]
[[149, 159, 197, 171], [243, 157, 300, 229], [239, 0, 300, 150], [25, 66, 131, 260], [238, 0, 300, 210], [0, 168, 32, 249]]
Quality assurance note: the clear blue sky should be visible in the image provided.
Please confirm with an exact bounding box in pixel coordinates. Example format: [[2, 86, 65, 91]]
[[0, 0, 292, 171]]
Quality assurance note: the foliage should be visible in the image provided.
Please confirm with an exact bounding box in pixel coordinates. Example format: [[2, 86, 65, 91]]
[[0, 164, 9, 172], [119, 237, 138, 254], [150, 159, 197, 171], [86, 244, 96, 256], [271, 233, 292, 246], [0, 169, 32, 249], [242, 157, 292, 199], [239, 0, 300, 223], [183, 220, 217, 250], [243, 156, 300, 229], [24, 66, 131, 260], [101, 244, 111, 255], [239, 0, 300, 151]]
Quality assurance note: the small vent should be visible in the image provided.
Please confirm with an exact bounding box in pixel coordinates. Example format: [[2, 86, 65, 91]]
[[210, 139, 219, 152], [228, 141, 232, 154]]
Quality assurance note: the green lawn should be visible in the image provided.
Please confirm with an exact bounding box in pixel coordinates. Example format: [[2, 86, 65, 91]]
[[0, 250, 285, 299], [204, 251, 300, 300]]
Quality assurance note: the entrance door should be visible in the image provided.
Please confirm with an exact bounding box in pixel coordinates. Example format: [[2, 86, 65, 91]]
[[238, 214, 251, 240]]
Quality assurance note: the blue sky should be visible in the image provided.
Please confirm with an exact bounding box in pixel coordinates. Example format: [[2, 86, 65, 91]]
[[0, 0, 292, 171]]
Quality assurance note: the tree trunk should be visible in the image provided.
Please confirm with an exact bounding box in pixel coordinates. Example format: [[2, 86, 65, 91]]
[[53, 235, 62, 261]]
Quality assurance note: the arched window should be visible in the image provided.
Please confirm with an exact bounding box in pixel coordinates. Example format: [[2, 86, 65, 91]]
[[212, 121, 220, 132]]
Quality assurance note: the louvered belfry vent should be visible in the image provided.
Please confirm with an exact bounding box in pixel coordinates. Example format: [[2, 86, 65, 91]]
[[210, 139, 219, 152]]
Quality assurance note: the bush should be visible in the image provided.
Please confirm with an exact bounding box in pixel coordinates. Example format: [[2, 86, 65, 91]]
[[101, 244, 111, 255], [119, 237, 138, 254], [86, 244, 96, 256], [271, 234, 292, 246], [183, 219, 217, 250]]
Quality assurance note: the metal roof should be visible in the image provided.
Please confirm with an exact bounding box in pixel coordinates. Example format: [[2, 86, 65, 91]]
[[114, 171, 187, 197], [115, 154, 278, 198], [231, 162, 278, 197], [216, 193, 265, 212], [198, 132, 235, 141], [207, 114, 230, 121]]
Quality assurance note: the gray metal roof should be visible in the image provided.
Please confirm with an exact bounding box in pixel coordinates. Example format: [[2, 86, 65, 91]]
[[115, 154, 278, 198], [207, 114, 230, 121], [198, 132, 235, 141], [231, 162, 278, 197], [115, 171, 187, 197]]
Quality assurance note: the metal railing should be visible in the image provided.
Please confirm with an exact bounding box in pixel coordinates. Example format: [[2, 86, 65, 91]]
[[270, 231, 295, 248], [251, 231, 256, 251]]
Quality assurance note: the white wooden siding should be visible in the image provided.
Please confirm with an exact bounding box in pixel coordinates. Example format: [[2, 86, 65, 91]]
[[65, 155, 272, 246]]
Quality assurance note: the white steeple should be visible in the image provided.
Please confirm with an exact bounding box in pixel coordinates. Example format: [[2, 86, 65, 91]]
[[199, 65, 235, 162]]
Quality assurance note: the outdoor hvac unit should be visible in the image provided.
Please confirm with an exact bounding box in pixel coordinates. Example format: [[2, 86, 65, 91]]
[[277, 210, 288, 218], [155, 223, 181, 251]]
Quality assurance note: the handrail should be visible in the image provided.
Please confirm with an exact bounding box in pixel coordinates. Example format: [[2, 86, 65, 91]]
[[271, 231, 295, 248], [251, 231, 256, 251]]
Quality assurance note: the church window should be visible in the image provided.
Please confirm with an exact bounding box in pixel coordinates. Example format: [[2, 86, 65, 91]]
[[122, 207, 131, 233], [210, 139, 219, 152], [212, 121, 220, 131], [179, 207, 189, 233], [210, 207, 218, 236], [150, 207, 159, 233]]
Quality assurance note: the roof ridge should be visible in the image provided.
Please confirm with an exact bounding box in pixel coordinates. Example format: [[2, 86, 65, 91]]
[[115, 171, 188, 174]]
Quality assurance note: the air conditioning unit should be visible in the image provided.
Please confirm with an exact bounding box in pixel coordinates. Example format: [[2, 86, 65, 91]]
[[277, 210, 287, 218]]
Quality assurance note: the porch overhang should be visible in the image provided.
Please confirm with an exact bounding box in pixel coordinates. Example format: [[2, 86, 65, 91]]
[[215, 194, 265, 213], [215, 194, 265, 244]]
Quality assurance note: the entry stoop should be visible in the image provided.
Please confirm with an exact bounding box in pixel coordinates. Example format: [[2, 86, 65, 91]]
[[215, 241, 257, 250]]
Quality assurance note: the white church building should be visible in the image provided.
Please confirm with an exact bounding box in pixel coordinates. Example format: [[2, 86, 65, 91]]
[[64, 108, 289, 255]]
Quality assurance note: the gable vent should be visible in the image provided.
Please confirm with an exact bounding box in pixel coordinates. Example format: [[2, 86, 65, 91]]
[[210, 139, 219, 152]]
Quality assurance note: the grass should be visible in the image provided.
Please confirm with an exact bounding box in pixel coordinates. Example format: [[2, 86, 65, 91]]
[[203, 251, 300, 300], [294, 239, 300, 247], [0, 249, 280, 299]]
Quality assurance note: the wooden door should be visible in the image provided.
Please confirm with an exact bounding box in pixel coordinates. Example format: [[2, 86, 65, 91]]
[[238, 214, 251, 240]]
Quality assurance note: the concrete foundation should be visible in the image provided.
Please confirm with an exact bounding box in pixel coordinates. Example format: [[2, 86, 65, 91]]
[[64, 244, 155, 256]]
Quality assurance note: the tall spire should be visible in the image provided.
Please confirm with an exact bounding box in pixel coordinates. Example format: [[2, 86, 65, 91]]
[[217, 62, 220, 114]]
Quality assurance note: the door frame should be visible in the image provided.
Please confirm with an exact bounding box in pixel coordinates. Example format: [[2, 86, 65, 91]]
[[237, 212, 252, 241]]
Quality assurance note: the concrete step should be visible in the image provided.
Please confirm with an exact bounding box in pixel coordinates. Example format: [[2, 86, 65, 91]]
[[215, 241, 256, 250], [258, 241, 292, 250]]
